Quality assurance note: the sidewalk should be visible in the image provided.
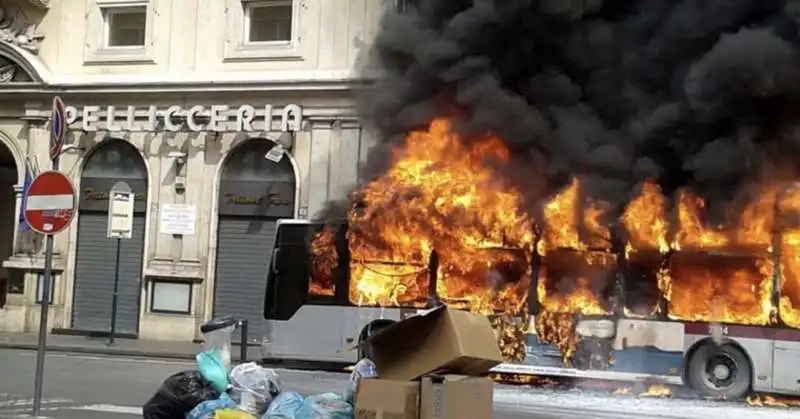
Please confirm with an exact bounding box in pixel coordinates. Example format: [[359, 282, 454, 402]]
[[0, 332, 201, 360]]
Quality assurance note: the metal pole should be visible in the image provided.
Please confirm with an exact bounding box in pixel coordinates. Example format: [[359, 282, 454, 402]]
[[109, 238, 122, 345], [32, 234, 54, 416], [33, 152, 60, 416], [239, 319, 248, 363]]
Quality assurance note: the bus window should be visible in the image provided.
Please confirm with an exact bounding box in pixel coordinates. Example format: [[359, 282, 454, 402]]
[[310, 225, 339, 297], [265, 221, 340, 320], [437, 247, 529, 311], [537, 249, 615, 315], [624, 251, 662, 318], [667, 251, 772, 325]]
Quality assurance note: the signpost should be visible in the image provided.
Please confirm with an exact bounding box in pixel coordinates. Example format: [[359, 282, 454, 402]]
[[106, 182, 134, 345], [50, 96, 66, 164], [31, 96, 71, 417]]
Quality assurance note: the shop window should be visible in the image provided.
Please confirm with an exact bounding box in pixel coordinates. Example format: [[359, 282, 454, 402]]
[[149, 280, 192, 314], [244, 1, 293, 43], [103, 6, 147, 47]]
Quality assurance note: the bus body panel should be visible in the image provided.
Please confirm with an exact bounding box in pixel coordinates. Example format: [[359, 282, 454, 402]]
[[264, 305, 402, 363], [773, 340, 800, 394]]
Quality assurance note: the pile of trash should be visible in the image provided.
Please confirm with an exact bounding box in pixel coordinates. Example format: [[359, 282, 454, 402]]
[[144, 304, 503, 419], [142, 317, 363, 419]]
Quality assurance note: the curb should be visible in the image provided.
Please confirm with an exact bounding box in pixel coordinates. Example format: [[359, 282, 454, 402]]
[[0, 341, 195, 360]]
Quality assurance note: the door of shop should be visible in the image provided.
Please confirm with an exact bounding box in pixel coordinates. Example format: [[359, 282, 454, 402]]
[[214, 140, 296, 344], [71, 140, 147, 335]]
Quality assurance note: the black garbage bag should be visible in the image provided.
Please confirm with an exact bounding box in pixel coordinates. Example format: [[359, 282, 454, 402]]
[[143, 370, 220, 419]]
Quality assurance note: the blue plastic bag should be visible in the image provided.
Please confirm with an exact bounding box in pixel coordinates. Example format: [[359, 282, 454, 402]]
[[264, 391, 304, 419], [186, 392, 236, 419], [294, 393, 352, 419], [197, 349, 230, 393]]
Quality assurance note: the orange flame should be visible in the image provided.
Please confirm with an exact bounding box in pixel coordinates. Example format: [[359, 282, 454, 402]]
[[307, 119, 800, 362]]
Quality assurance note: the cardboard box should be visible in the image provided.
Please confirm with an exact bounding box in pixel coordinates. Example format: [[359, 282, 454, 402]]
[[354, 378, 419, 419], [359, 305, 504, 381], [419, 375, 494, 419]]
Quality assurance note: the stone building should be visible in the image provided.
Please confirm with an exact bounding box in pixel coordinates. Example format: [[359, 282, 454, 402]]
[[0, 0, 391, 341]]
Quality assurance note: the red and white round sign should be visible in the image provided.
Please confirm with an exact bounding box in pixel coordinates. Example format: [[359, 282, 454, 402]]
[[23, 171, 76, 235]]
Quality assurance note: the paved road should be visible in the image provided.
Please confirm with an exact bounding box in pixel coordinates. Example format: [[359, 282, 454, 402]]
[[0, 349, 794, 419]]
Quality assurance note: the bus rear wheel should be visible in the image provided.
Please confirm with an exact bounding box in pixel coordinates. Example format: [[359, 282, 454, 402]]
[[357, 321, 394, 360], [686, 343, 752, 400]]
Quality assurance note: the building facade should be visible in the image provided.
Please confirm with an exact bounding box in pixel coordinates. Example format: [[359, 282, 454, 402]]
[[0, 0, 390, 341]]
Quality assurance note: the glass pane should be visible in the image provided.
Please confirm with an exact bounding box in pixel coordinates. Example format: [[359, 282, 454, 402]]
[[107, 8, 147, 47], [152, 281, 192, 313], [83, 142, 148, 179], [248, 5, 292, 42]]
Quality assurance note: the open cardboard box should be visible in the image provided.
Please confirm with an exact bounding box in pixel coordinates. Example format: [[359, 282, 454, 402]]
[[357, 305, 504, 381], [354, 305, 503, 418]]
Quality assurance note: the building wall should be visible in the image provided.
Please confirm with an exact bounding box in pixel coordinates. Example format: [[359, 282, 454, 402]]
[[34, 0, 388, 83], [0, 0, 392, 339]]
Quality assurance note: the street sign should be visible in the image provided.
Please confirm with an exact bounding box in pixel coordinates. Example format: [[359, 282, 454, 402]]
[[107, 182, 134, 239], [50, 96, 67, 161], [24, 171, 76, 235]]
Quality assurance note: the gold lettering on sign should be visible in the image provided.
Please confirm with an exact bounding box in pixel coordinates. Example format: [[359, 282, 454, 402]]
[[224, 193, 291, 206], [226, 194, 263, 205], [83, 188, 144, 201]]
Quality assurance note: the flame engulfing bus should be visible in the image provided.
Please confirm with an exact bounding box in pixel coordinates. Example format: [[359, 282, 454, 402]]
[[263, 121, 800, 400]]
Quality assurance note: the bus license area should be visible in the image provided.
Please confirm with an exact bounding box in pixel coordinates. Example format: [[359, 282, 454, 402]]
[[304, 121, 800, 361]]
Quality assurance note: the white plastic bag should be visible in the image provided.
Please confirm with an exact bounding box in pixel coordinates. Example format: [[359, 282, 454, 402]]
[[344, 358, 378, 404], [229, 362, 283, 416]]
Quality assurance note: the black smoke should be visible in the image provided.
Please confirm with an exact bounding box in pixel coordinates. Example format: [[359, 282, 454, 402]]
[[355, 0, 800, 224]]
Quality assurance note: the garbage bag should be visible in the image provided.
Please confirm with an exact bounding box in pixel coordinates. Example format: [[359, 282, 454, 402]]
[[229, 362, 283, 416], [187, 392, 236, 419], [213, 409, 256, 419], [143, 370, 220, 419], [344, 358, 377, 404], [264, 391, 305, 419], [294, 393, 353, 419], [197, 348, 230, 393]]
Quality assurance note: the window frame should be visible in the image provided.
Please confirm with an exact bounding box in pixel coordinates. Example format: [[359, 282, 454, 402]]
[[149, 279, 193, 315], [223, 0, 304, 62], [84, 0, 155, 65], [102, 5, 148, 49], [243, 0, 293, 45]]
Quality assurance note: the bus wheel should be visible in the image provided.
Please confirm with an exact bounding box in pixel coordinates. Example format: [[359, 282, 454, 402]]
[[686, 343, 752, 400], [357, 321, 394, 360]]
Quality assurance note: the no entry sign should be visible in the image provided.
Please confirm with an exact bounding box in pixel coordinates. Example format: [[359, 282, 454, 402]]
[[24, 171, 76, 235]]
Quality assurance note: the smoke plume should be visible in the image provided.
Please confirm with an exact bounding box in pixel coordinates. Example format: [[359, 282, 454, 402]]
[[356, 0, 800, 222]]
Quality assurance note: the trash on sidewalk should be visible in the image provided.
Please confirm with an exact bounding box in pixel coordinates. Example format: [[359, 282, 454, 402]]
[[143, 370, 220, 419], [294, 393, 353, 419], [353, 305, 503, 419], [264, 390, 304, 419], [144, 306, 501, 419], [229, 362, 283, 416], [188, 392, 237, 419]]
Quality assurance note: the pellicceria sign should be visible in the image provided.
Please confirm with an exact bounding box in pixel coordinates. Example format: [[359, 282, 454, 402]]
[[64, 104, 303, 133]]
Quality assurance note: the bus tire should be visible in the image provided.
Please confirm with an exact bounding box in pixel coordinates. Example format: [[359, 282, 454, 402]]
[[357, 320, 394, 360], [685, 342, 752, 400]]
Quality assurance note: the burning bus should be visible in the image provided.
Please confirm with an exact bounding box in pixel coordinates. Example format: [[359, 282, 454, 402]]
[[262, 120, 800, 400]]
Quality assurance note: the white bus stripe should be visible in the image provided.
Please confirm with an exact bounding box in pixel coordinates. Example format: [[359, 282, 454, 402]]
[[26, 194, 73, 211]]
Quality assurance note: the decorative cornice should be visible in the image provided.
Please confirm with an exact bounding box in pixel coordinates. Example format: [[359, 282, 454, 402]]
[[0, 2, 44, 54]]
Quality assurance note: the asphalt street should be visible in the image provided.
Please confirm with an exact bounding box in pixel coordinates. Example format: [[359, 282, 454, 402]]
[[0, 349, 795, 419]]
